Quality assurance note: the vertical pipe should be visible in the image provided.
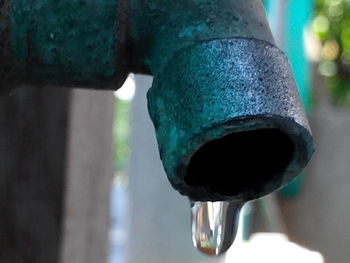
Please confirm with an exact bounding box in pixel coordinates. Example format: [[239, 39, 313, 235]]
[[60, 89, 115, 263], [0, 86, 70, 263]]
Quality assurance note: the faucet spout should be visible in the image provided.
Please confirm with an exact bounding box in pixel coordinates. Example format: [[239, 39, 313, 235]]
[[133, 0, 314, 202], [147, 38, 313, 201], [1, 0, 314, 253]]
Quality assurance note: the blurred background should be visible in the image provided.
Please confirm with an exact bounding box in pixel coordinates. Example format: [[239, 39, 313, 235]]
[[110, 0, 350, 263]]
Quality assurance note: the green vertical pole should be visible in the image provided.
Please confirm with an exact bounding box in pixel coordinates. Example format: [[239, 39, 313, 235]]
[[264, 0, 313, 111], [263, 0, 314, 198], [279, 0, 313, 198], [284, 0, 313, 112]]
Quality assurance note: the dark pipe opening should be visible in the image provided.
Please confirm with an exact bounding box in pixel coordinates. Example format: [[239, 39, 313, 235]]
[[185, 129, 294, 196]]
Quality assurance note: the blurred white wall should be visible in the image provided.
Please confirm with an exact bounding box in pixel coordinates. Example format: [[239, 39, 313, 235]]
[[126, 75, 225, 263]]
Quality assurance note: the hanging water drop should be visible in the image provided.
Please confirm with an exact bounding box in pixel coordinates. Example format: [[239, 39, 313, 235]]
[[190, 200, 243, 256]]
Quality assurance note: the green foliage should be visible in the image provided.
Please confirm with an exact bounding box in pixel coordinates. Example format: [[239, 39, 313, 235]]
[[312, 0, 350, 105], [114, 99, 131, 174]]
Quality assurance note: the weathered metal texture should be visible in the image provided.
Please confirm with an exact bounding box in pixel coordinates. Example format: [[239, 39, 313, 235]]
[[127, 0, 275, 73], [0, 0, 314, 201], [0, 0, 128, 93], [1, 0, 274, 91], [135, 0, 313, 201], [148, 38, 313, 201]]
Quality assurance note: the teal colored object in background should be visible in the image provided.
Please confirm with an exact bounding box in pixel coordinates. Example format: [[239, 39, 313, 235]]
[[264, 0, 313, 112], [284, 0, 313, 112], [263, 0, 314, 198]]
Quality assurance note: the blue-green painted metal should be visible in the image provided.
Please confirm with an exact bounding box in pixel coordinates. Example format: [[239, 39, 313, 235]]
[[148, 38, 313, 201], [0, 0, 314, 201], [128, 0, 275, 74], [1, 0, 128, 92]]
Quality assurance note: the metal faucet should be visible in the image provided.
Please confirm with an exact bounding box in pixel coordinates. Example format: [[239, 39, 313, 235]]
[[1, 0, 313, 255]]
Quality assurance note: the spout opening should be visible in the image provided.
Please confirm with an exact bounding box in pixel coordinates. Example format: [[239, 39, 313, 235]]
[[184, 129, 294, 197]]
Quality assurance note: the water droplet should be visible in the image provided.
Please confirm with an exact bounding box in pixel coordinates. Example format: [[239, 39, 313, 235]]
[[190, 200, 243, 256]]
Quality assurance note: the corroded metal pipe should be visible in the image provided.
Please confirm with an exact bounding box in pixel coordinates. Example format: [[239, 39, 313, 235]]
[[0, 0, 313, 201]]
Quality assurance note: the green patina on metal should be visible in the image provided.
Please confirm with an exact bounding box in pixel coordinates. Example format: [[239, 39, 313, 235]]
[[4, 0, 276, 86], [9, 0, 121, 87], [128, 0, 275, 73], [0, 0, 314, 201], [147, 38, 313, 201]]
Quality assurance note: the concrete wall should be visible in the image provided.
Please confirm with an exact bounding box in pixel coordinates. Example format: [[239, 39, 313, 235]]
[[280, 76, 350, 263], [61, 89, 115, 263]]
